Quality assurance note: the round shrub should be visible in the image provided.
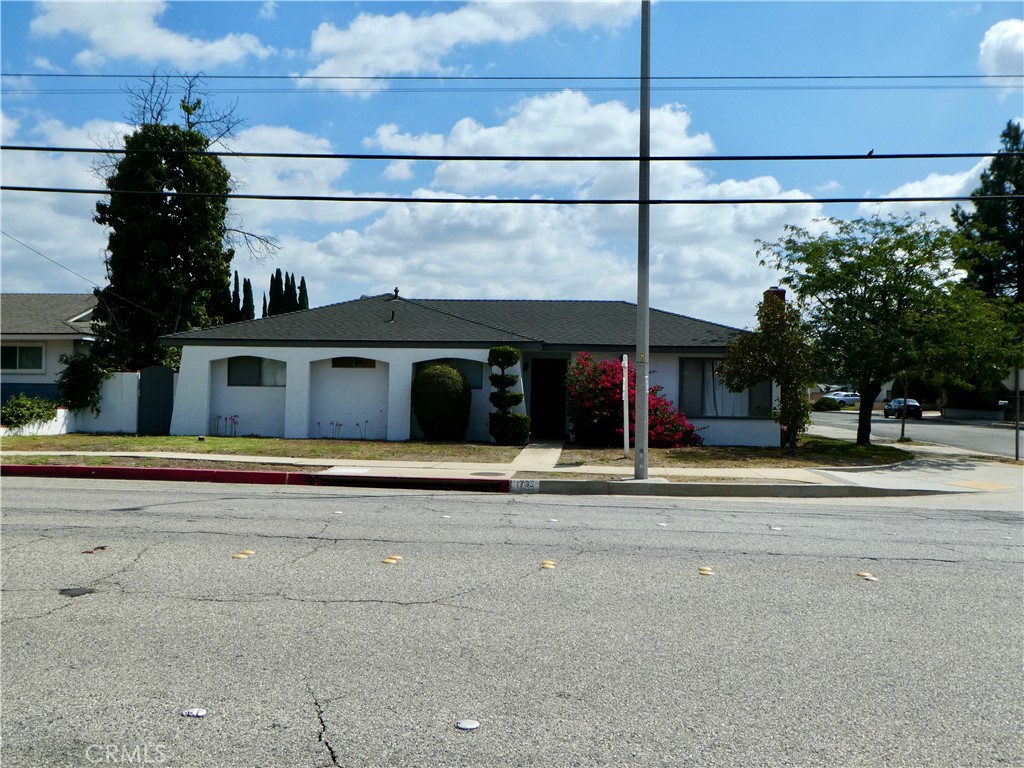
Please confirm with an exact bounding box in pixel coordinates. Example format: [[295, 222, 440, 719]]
[[812, 397, 841, 412], [412, 363, 472, 441]]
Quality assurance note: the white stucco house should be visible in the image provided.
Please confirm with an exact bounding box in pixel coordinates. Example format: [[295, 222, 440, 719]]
[[163, 292, 780, 446], [1, 293, 96, 406]]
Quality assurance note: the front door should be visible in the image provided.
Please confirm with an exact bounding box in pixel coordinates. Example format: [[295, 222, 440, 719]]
[[529, 358, 568, 440]]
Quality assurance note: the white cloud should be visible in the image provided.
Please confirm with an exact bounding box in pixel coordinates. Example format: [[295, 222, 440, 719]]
[[223, 125, 386, 230], [301, 2, 637, 88], [856, 160, 987, 220], [368, 91, 713, 196], [258, 2, 277, 21], [0, 115, 124, 293], [346, 89, 819, 327], [979, 18, 1024, 80], [31, 56, 62, 72], [30, 1, 274, 69]]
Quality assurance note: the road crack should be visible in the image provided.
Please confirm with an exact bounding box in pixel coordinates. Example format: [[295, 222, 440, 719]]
[[308, 686, 340, 767]]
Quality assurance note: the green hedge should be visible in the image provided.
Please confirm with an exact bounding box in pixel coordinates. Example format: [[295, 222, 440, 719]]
[[1, 394, 57, 429]]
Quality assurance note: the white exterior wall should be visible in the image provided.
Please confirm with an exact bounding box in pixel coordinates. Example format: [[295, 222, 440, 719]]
[[170, 344, 782, 446], [0, 407, 72, 437], [309, 358, 389, 440], [170, 345, 494, 441], [73, 372, 140, 433], [209, 357, 286, 437], [569, 350, 780, 447], [0, 339, 76, 388]]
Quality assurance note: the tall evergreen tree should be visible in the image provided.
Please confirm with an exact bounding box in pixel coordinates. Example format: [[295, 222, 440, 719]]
[[230, 271, 241, 322], [284, 272, 295, 313], [91, 118, 234, 369], [241, 278, 255, 321], [953, 120, 1023, 303], [298, 276, 309, 310], [261, 292, 268, 318], [267, 268, 283, 316]]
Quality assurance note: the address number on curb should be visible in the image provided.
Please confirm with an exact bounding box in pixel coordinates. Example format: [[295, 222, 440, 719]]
[[511, 479, 540, 493]]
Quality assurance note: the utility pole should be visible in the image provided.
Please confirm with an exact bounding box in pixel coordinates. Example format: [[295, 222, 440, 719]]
[[634, 0, 651, 480]]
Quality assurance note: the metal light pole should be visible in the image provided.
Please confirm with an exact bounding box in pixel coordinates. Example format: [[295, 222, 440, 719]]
[[634, 0, 651, 480]]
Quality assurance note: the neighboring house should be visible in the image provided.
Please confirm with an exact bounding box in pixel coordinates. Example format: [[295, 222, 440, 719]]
[[1, 293, 96, 406], [163, 293, 780, 446]]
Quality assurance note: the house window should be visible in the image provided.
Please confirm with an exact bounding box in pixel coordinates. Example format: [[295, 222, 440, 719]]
[[1, 345, 44, 372], [416, 358, 484, 389], [679, 359, 771, 418], [227, 356, 286, 387], [332, 357, 376, 369]]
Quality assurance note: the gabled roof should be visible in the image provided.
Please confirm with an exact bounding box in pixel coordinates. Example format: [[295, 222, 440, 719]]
[[163, 294, 744, 352], [0, 293, 96, 337]]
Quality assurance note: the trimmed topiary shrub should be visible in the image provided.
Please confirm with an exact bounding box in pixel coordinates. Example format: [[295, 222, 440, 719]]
[[812, 397, 841, 412], [488, 346, 530, 445], [1, 394, 57, 429], [411, 363, 472, 441]]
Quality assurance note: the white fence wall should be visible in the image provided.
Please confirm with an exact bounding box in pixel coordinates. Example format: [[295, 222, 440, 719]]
[[0, 372, 140, 436]]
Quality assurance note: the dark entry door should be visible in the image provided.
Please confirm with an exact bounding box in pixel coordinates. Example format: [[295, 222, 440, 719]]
[[530, 359, 568, 440]]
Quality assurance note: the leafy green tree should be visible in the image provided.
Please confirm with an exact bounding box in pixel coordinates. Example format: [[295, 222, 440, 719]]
[[91, 119, 234, 369], [953, 120, 1023, 303], [758, 213, 960, 445], [718, 288, 814, 453], [910, 285, 1015, 412]]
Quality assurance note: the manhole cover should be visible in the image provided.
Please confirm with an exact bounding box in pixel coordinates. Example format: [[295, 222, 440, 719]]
[[59, 587, 96, 598]]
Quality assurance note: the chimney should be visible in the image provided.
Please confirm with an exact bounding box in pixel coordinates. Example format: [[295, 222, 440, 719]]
[[763, 286, 786, 302]]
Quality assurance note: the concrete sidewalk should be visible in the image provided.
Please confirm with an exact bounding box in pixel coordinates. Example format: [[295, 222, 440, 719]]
[[3, 434, 1020, 498]]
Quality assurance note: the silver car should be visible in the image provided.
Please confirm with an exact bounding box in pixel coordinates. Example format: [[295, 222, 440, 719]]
[[822, 391, 861, 407]]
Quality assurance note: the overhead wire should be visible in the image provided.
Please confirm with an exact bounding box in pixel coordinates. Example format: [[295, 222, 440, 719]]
[[1, 185, 1016, 206], [1, 145, 1013, 163]]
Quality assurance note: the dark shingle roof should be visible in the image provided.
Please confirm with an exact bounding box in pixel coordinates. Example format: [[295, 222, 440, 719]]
[[1, 293, 96, 336], [163, 294, 744, 351]]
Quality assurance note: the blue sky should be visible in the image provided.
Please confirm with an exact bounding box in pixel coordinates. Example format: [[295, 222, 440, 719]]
[[2, 1, 1022, 328]]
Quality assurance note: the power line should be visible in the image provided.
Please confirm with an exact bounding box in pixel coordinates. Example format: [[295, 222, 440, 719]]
[[3, 145, 1015, 163], [5, 72, 1019, 81], [3, 72, 1018, 96], [0, 230, 161, 318], [2, 185, 1016, 206], [1, 230, 99, 288]]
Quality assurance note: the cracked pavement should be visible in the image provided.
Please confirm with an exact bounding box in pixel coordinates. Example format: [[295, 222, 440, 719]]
[[1, 477, 1022, 767]]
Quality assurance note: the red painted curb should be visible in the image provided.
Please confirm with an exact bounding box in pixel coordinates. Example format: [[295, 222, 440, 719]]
[[1, 464, 511, 493]]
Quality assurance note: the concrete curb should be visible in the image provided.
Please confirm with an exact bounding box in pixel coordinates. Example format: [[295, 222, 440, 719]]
[[1, 463, 959, 498]]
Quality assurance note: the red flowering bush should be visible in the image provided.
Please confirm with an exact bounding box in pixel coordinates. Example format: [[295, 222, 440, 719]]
[[565, 352, 702, 448]]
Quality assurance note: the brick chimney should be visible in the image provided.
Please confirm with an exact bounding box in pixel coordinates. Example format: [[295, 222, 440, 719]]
[[763, 286, 786, 302]]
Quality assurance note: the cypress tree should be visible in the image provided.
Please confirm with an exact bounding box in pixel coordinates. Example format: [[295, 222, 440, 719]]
[[298, 277, 309, 310], [241, 278, 255, 320], [231, 271, 241, 322], [268, 268, 283, 316], [262, 292, 268, 318]]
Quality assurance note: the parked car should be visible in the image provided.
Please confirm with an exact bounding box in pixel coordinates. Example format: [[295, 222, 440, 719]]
[[821, 391, 861, 407], [883, 398, 923, 419]]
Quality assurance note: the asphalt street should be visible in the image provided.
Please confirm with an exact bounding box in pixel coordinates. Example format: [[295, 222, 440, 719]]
[[2, 478, 1022, 768], [811, 411, 1023, 459]]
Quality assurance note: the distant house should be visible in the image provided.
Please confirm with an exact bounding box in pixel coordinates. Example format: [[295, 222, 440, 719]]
[[163, 293, 780, 446], [1, 293, 96, 406]]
